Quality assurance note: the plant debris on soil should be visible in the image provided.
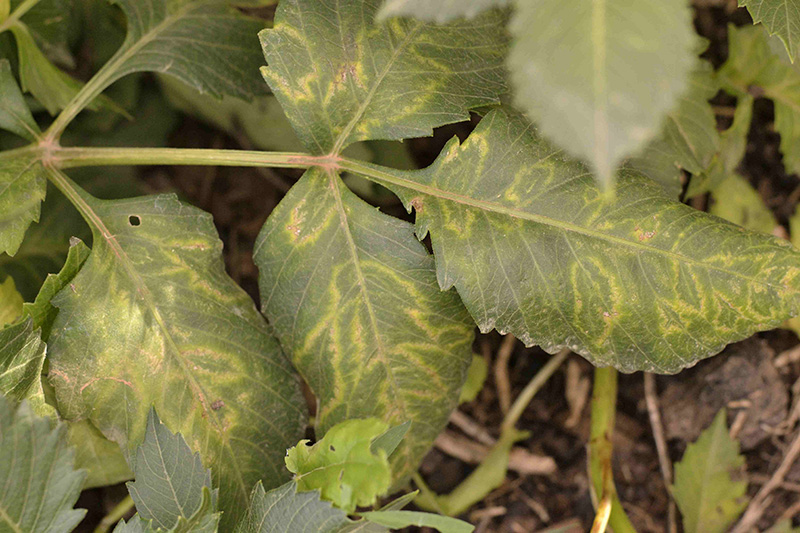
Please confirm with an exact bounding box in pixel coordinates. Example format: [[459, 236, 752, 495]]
[[71, 0, 800, 531]]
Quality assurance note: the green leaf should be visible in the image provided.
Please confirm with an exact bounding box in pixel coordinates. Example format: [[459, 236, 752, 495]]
[[0, 58, 40, 141], [22, 237, 90, 338], [360, 510, 473, 533], [47, 183, 306, 528], [508, 0, 695, 188], [0, 275, 23, 327], [234, 481, 387, 533], [0, 148, 47, 257], [68, 420, 133, 490], [740, 0, 800, 61], [766, 519, 800, 533], [286, 418, 392, 513], [0, 318, 54, 416], [10, 0, 73, 67], [720, 25, 800, 176], [370, 421, 411, 458], [0, 394, 86, 533], [259, 0, 508, 154], [686, 94, 754, 198], [628, 62, 720, 198], [102, 0, 268, 101], [459, 354, 487, 403], [673, 409, 747, 533], [127, 408, 220, 531], [255, 168, 475, 479], [352, 108, 800, 373], [710, 174, 777, 234], [377, 0, 509, 23]]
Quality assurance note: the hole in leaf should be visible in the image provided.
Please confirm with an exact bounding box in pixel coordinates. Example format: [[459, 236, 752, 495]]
[[330, 445, 336, 452], [129, 215, 141, 227]]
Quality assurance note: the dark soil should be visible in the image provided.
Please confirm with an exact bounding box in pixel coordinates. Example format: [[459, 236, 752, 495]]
[[71, 0, 800, 531]]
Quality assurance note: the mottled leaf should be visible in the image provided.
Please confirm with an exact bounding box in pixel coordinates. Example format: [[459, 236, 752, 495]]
[[0, 275, 23, 327], [47, 180, 306, 527], [22, 237, 90, 338], [377, 0, 509, 23], [127, 408, 219, 531], [0, 148, 47, 257], [360, 510, 473, 533], [0, 395, 86, 533], [255, 168, 474, 479], [740, 0, 800, 61], [0, 58, 40, 141], [234, 482, 387, 533], [260, 0, 508, 154], [710, 174, 777, 234], [508, 0, 695, 188], [720, 25, 800, 175], [673, 409, 747, 533], [629, 62, 720, 197], [286, 419, 392, 513], [354, 108, 800, 373], [0, 318, 54, 416]]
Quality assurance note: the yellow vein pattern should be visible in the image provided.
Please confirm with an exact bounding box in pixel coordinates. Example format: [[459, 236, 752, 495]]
[[259, 0, 508, 155], [367, 109, 800, 373], [0, 150, 47, 257], [255, 169, 474, 480], [47, 190, 306, 528], [740, 0, 800, 61]]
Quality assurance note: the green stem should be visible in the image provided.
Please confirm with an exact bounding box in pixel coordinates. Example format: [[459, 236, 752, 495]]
[[589, 367, 637, 533], [501, 348, 569, 433], [0, 0, 40, 34], [54, 146, 328, 170], [93, 495, 134, 533]]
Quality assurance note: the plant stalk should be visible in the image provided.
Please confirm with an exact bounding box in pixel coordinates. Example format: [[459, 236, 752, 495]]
[[589, 367, 637, 533], [93, 495, 134, 533], [501, 348, 570, 433], [0, 0, 40, 33]]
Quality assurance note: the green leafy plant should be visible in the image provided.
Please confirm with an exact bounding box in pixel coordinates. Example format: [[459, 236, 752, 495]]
[[2, 0, 800, 530]]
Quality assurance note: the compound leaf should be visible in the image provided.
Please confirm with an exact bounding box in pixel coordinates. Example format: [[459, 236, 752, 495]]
[[355, 108, 800, 373], [255, 168, 474, 480], [260, 0, 508, 154], [127, 408, 220, 530], [377, 0, 510, 23], [0, 318, 54, 416], [740, 0, 800, 62], [0, 394, 86, 533], [286, 419, 392, 513], [104, 0, 268, 101], [508, 0, 695, 188], [47, 180, 306, 528], [234, 482, 387, 533], [673, 409, 747, 533]]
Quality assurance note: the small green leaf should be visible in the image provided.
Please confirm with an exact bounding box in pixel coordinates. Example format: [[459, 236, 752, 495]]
[[459, 354, 487, 404], [255, 168, 475, 480], [47, 182, 306, 528], [0, 148, 47, 257], [260, 0, 508, 154], [710, 174, 777, 234], [235, 481, 387, 533], [10, 0, 73, 67], [361, 510, 473, 533], [370, 421, 411, 458], [0, 318, 54, 417], [286, 419, 392, 513], [127, 408, 220, 531], [508, 0, 695, 188], [377, 0, 509, 23], [673, 409, 747, 533], [0, 58, 40, 140], [22, 237, 90, 338], [739, 0, 800, 61], [357, 108, 800, 372], [0, 394, 87, 533], [0, 275, 23, 327]]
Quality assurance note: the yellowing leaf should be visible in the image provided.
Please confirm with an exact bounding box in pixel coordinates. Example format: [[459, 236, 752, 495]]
[[286, 418, 392, 513], [377, 0, 509, 23], [508, 0, 695, 188], [673, 409, 747, 533], [710, 174, 777, 234], [0, 275, 23, 327]]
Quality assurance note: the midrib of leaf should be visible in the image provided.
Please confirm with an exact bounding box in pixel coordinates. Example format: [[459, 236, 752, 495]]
[[326, 169, 408, 425], [0, 506, 24, 533], [45, 1, 209, 140], [339, 158, 796, 292], [591, 0, 608, 178], [328, 14, 423, 155], [44, 168, 250, 501]]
